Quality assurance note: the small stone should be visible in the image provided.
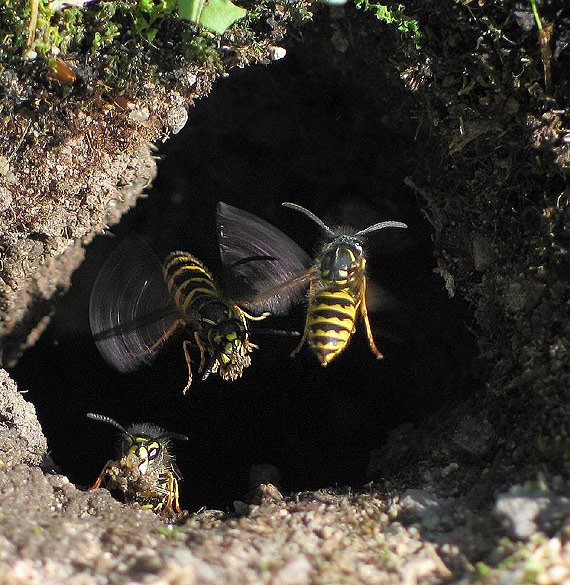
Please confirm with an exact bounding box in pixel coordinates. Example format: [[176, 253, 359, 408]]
[[269, 46, 287, 61], [495, 490, 568, 540], [167, 106, 188, 135], [399, 489, 446, 530], [472, 235, 495, 272], [273, 555, 312, 585]]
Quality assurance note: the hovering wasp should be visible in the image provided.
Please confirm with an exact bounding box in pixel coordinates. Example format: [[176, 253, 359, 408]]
[[217, 201, 407, 366], [89, 236, 274, 393], [86, 413, 188, 514]]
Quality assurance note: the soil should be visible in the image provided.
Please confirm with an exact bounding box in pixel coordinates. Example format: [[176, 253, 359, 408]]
[[1, 0, 570, 583]]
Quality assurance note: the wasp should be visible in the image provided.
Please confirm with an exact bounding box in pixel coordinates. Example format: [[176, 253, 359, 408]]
[[86, 413, 188, 514], [217, 201, 407, 366], [89, 236, 271, 393]]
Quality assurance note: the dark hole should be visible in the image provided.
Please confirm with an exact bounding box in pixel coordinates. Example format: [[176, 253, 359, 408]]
[[12, 33, 478, 512]]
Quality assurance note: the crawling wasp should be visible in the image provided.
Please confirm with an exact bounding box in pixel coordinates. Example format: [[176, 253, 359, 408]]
[[86, 413, 188, 514], [217, 201, 407, 366], [89, 236, 276, 393]]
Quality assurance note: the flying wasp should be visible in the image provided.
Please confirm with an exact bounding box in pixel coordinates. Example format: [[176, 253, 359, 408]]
[[217, 201, 407, 366], [89, 235, 276, 393], [86, 413, 188, 514]]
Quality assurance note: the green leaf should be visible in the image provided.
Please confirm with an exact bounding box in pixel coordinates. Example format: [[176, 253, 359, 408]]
[[178, 0, 246, 34], [178, 0, 205, 22]]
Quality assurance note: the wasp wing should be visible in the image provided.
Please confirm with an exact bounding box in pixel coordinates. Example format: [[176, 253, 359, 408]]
[[217, 201, 313, 315], [89, 236, 180, 373]]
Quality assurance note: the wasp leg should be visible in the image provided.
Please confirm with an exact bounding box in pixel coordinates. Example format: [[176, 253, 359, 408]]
[[359, 276, 383, 359], [146, 318, 186, 355], [161, 474, 173, 511], [289, 326, 308, 358], [182, 339, 196, 395], [89, 460, 115, 491], [194, 332, 208, 374], [165, 472, 182, 513], [239, 308, 270, 321], [172, 479, 182, 514], [290, 282, 315, 358], [236, 308, 266, 354]]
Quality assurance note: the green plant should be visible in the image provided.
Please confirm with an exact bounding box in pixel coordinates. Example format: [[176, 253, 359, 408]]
[[354, 0, 421, 49], [178, 0, 246, 34]]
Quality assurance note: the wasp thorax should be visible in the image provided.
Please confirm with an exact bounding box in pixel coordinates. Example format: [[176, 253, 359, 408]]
[[200, 300, 231, 324]]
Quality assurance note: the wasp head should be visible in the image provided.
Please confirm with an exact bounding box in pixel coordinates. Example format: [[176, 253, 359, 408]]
[[319, 237, 366, 285], [208, 319, 253, 380], [120, 431, 166, 476], [86, 414, 188, 477]]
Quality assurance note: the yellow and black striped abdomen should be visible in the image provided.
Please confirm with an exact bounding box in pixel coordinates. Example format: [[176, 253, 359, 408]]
[[307, 287, 359, 366], [163, 252, 221, 319], [162, 251, 252, 384]]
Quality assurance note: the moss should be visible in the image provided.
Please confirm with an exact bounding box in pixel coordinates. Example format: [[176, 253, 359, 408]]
[[353, 0, 421, 50], [0, 0, 303, 110], [155, 524, 187, 538], [1, 1, 208, 102], [474, 561, 491, 582]]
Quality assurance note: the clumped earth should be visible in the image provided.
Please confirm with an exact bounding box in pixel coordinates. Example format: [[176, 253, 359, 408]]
[[1, 0, 570, 583]]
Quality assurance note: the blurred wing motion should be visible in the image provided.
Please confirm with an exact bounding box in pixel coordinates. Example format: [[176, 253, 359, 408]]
[[89, 236, 180, 373], [364, 278, 404, 314], [216, 201, 313, 315]]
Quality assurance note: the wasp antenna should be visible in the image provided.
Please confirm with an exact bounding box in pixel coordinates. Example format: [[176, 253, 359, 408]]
[[86, 413, 129, 435], [161, 432, 190, 442], [355, 221, 408, 238], [282, 202, 335, 237], [202, 359, 214, 381], [252, 328, 301, 337]]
